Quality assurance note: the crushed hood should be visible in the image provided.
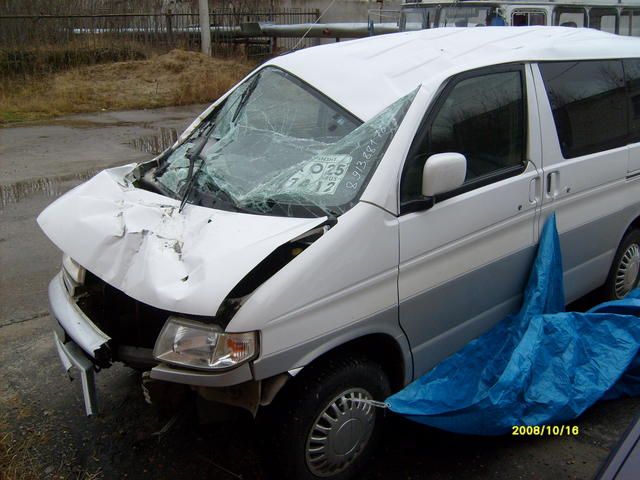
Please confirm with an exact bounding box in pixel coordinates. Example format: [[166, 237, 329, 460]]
[[37, 165, 325, 315]]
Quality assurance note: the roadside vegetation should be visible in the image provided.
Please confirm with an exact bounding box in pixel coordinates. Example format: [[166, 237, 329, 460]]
[[0, 49, 255, 124]]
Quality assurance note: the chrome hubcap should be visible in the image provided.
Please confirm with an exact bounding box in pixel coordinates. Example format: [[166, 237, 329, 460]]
[[616, 243, 640, 298], [305, 388, 375, 477]]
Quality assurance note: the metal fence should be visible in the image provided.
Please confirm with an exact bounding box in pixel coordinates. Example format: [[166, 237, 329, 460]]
[[0, 9, 319, 77]]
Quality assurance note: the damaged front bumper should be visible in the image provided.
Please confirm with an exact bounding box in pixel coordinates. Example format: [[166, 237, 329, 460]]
[[48, 272, 254, 416], [53, 331, 98, 415]]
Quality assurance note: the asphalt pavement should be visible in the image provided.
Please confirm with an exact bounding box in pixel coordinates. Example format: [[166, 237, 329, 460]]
[[1, 105, 639, 480]]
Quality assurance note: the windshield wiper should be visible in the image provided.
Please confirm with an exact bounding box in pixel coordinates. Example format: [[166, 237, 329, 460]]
[[231, 73, 260, 124], [179, 124, 214, 211]]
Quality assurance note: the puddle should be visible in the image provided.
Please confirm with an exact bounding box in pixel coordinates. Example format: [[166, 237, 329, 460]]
[[52, 119, 153, 129], [129, 127, 179, 155], [1, 127, 180, 208], [0, 170, 99, 209]]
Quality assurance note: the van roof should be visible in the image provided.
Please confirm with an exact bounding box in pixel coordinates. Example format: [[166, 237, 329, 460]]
[[268, 27, 640, 120]]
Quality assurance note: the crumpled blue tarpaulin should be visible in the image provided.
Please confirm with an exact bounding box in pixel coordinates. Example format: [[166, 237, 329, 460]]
[[386, 214, 640, 435]]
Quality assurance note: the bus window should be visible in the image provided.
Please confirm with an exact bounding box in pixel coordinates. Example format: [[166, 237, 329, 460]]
[[403, 9, 425, 31], [620, 9, 640, 36], [553, 7, 587, 28], [512, 10, 547, 26], [440, 6, 503, 27], [529, 12, 546, 25], [589, 8, 618, 33], [402, 7, 438, 31]]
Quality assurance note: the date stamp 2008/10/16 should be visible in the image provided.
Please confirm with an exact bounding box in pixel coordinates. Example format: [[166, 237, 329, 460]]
[[512, 425, 580, 436]]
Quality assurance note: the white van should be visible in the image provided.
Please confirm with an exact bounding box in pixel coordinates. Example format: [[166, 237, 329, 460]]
[[40, 27, 640, 479]]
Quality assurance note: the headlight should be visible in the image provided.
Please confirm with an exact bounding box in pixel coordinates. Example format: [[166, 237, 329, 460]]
[[153, 316, 258, 371]]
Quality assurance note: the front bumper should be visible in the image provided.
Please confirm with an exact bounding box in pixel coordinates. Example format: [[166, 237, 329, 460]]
[[48, 272, 254, 415], [53, 330, 98, 415]]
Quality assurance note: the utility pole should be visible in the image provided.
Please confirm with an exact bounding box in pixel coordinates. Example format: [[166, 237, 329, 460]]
[[199, 0, 212, 56]]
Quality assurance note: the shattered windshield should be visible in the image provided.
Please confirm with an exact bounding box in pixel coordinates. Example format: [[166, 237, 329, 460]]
[[152, 67, 416, 217]]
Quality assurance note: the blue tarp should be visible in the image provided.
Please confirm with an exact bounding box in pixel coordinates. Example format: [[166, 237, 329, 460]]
[[387, 214, 640, 435]]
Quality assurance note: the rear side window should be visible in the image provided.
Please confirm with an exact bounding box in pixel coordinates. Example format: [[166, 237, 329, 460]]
[[401, 68, 526, 203], [539, 61, 628, 158], [626, 59, 640, 143]]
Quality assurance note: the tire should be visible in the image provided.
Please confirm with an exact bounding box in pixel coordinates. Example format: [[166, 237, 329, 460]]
[[602, 229, 640, 300], [260, 355, 391, 480]]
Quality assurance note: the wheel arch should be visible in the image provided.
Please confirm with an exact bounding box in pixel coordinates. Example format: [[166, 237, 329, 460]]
[[605, 218, 640, 299], [298, 333, 409, 393], [256, 328, 412, 407], [604, 209, 640, 275], [253, 306, 414, 391], [624, 215, 640, 237]]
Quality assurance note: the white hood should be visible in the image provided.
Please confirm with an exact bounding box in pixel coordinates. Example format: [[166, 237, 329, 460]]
[[37, 165, 325, 315]]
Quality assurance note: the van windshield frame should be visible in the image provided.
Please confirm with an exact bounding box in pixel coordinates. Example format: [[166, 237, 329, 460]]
[[145, 67, 416, 218]]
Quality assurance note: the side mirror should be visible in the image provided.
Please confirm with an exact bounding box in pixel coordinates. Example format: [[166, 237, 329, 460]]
[[422, 152, 467, 197]]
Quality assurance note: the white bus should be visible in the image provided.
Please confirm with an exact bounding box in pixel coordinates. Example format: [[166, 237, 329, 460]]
[[399, 0, 640, 35]]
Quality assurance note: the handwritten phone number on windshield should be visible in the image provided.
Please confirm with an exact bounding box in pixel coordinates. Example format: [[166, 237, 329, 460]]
[[512, 425, 579, 436]]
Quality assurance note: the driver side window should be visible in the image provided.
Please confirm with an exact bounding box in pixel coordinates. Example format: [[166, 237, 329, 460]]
[[401, 67, 527, 207]]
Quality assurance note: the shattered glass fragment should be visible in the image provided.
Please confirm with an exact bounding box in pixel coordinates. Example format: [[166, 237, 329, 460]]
[[154, 67, 416, 217]]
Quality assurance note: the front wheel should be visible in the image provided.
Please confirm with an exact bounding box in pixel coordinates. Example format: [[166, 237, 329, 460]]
[[261, 355, 390, 480], [603, 229, 640, 300]]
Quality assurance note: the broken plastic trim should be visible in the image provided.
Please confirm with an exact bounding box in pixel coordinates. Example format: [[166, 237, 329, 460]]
[[214, 221, 332, 326]]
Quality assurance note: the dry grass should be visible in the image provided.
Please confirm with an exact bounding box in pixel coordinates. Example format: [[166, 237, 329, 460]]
[[0, 393, 103, 480], [0, 40, 151, 77], [0, 429, 40, 480], [0, 49, 255, 124], [0, 395, 39, 480]]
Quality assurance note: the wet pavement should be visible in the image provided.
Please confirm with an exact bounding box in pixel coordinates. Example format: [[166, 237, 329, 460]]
[[1, 105, 640, 479], [0, 107, 197, 208], [0, 105, 204, 325]]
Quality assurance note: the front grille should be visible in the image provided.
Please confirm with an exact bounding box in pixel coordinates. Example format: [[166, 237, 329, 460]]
[[76, 271, 171, 351]]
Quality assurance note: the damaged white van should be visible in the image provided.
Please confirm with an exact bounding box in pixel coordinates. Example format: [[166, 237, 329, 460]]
[[40, 27, 640, 479]]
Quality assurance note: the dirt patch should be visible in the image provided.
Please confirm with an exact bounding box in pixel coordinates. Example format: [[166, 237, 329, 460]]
[[0, 50, 255, 124]]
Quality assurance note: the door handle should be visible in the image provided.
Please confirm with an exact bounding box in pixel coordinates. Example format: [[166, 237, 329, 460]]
[[546, 171, 559, 199], [529, 176, 541, 204]]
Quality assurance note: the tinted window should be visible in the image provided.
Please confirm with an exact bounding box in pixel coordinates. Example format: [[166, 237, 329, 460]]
[[625, 59, 640, 143], [539, 61, 627, 158], [402, 70, 525, 202], [554, 7, 586, 27]]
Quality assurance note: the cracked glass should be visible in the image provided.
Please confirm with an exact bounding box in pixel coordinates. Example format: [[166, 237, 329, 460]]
[[151, 67, 416, 217]]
